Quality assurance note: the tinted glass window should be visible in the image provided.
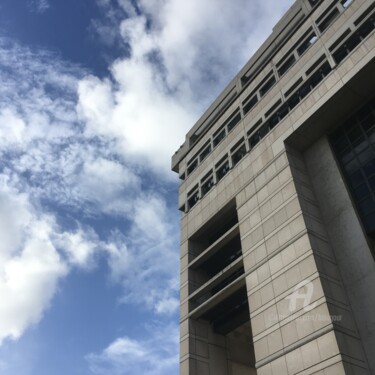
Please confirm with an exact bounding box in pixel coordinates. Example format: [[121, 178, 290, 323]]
[[331, 100, 375, 237]]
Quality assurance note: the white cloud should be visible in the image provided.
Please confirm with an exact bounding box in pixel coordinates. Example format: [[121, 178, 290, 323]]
[[78, 0, 294, 176], [0, 175, 67, 344], [75, 156, 140, 215], [28, 0, 50, 14], [0, 173, 122, 344], [56, 228, 99, 268], [0, 109, 26, 146], [154, 297, 179, 315], [86, 322, 179, 375], [105, 193, 180, 315]]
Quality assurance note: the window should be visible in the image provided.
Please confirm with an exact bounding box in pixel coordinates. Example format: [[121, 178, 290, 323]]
[[231, 139, 247, 166], [308, 0, 321, 8], [226, 110, 242, 132], [354, 3, 375, 27], [317, 7, 340, 32], [305, 54, 326, 76], [265, 99, 282, 118], [187, 185, 200, 209], [285, 60, 332, 109], [259, 75, 276, 97], [199, 142, 212, 162], [277, 54, 296, 77], [216, 157, 230, 181], [331, 10, 375, 64], [330, 100, 375, 237], [276, 28, 317, 79], [187, 158, 198, 175], [249, 123, 268, 149], [201, 173, 214, 197], [213, 126, 226, 147], [247, 119, 263, 137], [285, 77, 303, 98], [329, 29, 351, 53], [243, 94, 258, 115], [297, 32, 318, 56]]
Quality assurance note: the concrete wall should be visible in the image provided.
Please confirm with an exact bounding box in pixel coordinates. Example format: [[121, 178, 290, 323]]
[[304, 136, 375, 374]]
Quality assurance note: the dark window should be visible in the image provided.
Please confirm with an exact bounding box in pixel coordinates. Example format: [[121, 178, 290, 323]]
[[268, 115, 279, 130], [226, 111, 242, 132], [357, 12, 375, 38], [308, 0, 321, 8], [259, 75, 276, 97], [265, 99, 282, 118], [187, 188, 199, 209], [200, 143, 212, 162], [285, 78, 303, 98], [329, 29, 351, 53], [318, 7, 340, 33], [201, 175, 214, 197], [305, 55, 326, 76], [297, 32, 317, 56], [293, 61, 331, 103], [332, 11, 375, 64], [187, 158, 198, 175], [249, 123, 269, 149], [216, 159, 230, 181], [247, 119, 263, 137], [275, 103, 289, 123], [231, 143, 247, 166], [243, 94, 258, 115], [354, 3, 375, 27], [277, 54, 296, 77], [213, 127, 226, 147], [330, 100, 375, 237]]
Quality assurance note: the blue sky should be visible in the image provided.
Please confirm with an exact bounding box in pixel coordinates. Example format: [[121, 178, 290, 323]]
[[0, 0, 293, 374]]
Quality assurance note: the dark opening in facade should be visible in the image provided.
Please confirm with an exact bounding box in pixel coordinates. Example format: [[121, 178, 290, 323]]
[[330, 98, 375, 238]]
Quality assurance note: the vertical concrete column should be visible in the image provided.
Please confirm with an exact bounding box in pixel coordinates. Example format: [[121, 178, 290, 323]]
[[304, 136, 375, 374], [239, 148, 370, 374]]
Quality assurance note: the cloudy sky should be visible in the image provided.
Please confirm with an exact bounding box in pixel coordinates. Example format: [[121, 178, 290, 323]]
[[0, 0, 293, 374]]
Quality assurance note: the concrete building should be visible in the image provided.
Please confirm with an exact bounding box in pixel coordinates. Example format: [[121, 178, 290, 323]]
[[171, 0, 375, 374]]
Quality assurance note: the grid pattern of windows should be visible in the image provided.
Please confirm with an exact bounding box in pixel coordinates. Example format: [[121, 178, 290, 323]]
[[331, 100, 375, 236], [330, 4, 375, 64], [185, 56, 332, 212], [187, 108, 241, 176], [185, 0, 362, 179], [182, 0, 375, 212]]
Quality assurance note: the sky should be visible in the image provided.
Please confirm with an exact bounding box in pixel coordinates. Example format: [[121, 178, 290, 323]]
[[0, 0, 293, 374]]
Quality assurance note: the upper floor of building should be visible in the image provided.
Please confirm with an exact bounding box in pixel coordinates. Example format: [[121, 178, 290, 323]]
[[171, 0, 375, 213]]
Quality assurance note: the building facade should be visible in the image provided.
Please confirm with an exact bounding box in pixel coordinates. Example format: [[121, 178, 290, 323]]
[[171, 0, 375, 374]]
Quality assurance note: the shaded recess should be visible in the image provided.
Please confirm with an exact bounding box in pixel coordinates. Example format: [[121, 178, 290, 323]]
[[187, 201, 257, 373]]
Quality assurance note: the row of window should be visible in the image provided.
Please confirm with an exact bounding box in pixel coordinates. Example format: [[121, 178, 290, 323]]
[[240, 0, 351, 88], [185, 108, 242, 177], [184, 1, 375, 211], [330, 3, 375, 64], [186, 138, 248, 210], [249, 59, 332, 149], [184, 54, 332, 212], [184, 0, 355, 179], [276, 0, 353, 79]]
